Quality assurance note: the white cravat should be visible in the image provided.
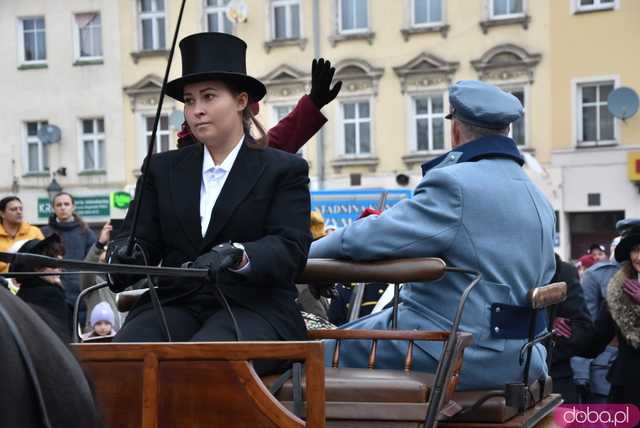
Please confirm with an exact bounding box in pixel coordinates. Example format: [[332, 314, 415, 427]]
[[199, 136, 244, 237]]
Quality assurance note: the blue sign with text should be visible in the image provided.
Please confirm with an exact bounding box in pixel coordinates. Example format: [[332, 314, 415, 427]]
[[311, 189, 412, 228]]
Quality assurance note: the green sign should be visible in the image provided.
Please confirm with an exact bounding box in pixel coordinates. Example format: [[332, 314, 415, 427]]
[[38, 196, 110, 218], [111, 191, 132, 209]]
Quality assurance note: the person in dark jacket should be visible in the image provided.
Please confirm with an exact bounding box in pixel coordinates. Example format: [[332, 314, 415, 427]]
[[42, 192, 96, 319], [546, 253, 592, 403], [555, 220, 640, 407], [109, 33, 311, 376], [10, 234, 72, 342]]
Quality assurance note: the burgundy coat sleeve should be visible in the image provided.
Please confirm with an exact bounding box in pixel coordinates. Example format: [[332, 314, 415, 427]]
[[267, 94, 327, 154]]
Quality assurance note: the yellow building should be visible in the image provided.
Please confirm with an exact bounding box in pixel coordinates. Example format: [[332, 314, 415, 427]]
[[115, 0, 640, 258]]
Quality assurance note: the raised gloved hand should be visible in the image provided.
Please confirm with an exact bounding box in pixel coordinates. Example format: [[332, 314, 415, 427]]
[[552, 317, 573, 339], [192, 243, 245, 281], [623, 278, 640, 305], [309, 58, 342, 109], [106, 238, 148, 293]]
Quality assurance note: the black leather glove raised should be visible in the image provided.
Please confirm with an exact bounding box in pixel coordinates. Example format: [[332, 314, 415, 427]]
[[106, 238, 148, 293], [309, 58, 342, 109], [192, 243, 244, 282]]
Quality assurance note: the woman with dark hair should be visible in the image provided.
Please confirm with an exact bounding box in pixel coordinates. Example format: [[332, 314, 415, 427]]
[[555, 219, 640, 406], [109, 33, 311, 375], [0, 196, 44, 273], [42, 192, 96, 318]]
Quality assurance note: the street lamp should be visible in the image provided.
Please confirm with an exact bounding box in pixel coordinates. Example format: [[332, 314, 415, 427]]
[[46, 176, 63, 201]]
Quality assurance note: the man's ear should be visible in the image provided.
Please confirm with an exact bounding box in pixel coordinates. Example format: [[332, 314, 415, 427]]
[[451, 120, 460, 148]]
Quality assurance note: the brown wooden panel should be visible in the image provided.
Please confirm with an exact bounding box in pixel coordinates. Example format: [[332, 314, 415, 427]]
[[83, 361, 144, 428]]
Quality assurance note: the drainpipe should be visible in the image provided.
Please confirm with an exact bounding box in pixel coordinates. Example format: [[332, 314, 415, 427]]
[[312, 0, 325, 189]]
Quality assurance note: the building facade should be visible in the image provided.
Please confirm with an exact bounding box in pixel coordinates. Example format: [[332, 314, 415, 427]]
[[1, 0, 638, 259], [0, 0, 127, 226]]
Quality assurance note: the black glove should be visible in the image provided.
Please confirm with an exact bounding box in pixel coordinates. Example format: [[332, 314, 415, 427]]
[[192, 243, 245, 281], [309, 58, 342, 109], [308, 283, 337, 300], [106, 238, 148, 293]]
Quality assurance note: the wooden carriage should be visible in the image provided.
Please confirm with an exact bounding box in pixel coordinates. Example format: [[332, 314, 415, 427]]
[[72, 258, 564, 427]]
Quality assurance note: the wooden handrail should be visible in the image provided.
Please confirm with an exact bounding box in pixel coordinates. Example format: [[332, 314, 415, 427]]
[[298, 258, 446, 284]]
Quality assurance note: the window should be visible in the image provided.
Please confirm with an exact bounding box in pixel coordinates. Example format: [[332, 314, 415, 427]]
[[490, 0, 524, 18], [412, 0, 443, 26], [80, 118, 105, 171], [205, 0, 233, 33], [273, 104, 304, 155], [577, 82, 615, 146], [20, 17, 46, 63], [74, 13, 102, 59], [506, 89, 526, 146], [576, 0, 615, 12], [339, 0, 368, 33], [273, 104, 294, 123], [139, 0, 166, 50], [144, 115, 170, 154], [341, 101, 371, 155], [412, 95, 445, 152], [25, 121, 49, 173], [272, 0, 301, 40]]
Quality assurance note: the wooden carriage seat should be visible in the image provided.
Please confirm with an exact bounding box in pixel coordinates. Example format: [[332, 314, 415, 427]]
[[73, 342, 326, 428]]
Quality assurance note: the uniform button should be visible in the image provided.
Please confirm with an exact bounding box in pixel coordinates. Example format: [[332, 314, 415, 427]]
[[495, 306, 501, 313], [494, 326, 500, 333]]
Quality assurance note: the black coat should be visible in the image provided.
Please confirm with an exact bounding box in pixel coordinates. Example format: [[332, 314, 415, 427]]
[[16, 278, 72, 343], [120, 138, 311, 341], [547, 254, 592, 378]]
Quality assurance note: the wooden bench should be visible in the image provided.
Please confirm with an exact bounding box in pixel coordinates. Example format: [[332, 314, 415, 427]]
[[72, 342, 325, 428]]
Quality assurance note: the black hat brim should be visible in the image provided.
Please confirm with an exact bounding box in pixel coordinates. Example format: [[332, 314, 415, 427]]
[[614, 232, 640, 262], [166, 72, 266, 103]]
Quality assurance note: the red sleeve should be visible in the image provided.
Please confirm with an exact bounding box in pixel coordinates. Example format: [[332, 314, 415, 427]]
[[267, 95, 327, 154]]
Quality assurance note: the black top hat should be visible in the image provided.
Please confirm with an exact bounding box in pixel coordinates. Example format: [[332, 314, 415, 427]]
[[614, 222, 640, 263], [166, 32, 266, 103], [9, 234, 63, 273]]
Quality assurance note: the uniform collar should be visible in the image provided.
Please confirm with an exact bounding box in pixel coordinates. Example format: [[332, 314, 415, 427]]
[[202, 135, 244, 174], [421, 135, 524, 176]]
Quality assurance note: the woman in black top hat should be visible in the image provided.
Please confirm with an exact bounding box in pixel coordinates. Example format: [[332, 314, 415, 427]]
[[109, 33, 311, 374], [554, 220, 640, 406]]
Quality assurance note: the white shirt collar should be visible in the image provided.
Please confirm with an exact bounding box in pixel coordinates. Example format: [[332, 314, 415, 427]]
[[202, 135, 245, 175]]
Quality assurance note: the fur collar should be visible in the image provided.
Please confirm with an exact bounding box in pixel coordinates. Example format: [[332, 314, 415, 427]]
[[607, 262, 640, 349]]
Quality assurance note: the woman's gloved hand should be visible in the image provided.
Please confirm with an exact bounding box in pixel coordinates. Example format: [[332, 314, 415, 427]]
[[623, 278, 640, 305], [309, 58, 342, 109]]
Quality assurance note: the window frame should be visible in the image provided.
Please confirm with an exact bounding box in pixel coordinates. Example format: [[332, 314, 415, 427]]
[[137, 0, 167, 51], [572, 75, 619, 148], [203, 0, 234, 33], [79, 118, 106, 172], [501, 86, 528, 148], [408, 92, 448, 154], [271, 103, 304, 156], [573, 0, 617, 13], [140, 113, 172, 160], [271, 0, 302, 40], [337, 0, 370, 34], [18, 16, 47, 65], [411, 0, 445, 28], [73, 12, 103, 61], [489, 0, 526, 19], [23, 121, 49, 174], [338, 98, 374, 157]]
